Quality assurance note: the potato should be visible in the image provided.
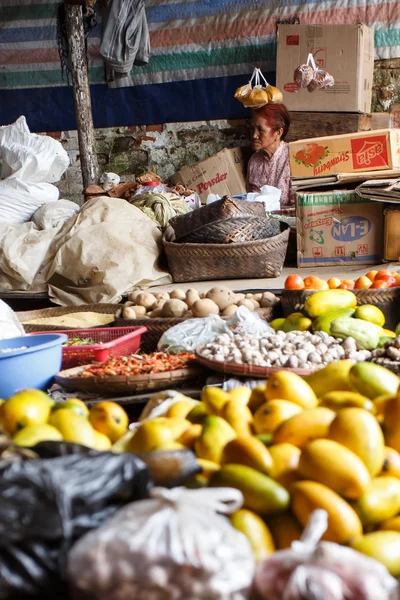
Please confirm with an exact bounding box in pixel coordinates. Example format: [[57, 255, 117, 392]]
[[128, 290, 142, 303], [221, 305, 238, 317], [151, 299, 167, 311], [260, 292, 279, 308], [185, 288, 200, 308], [124, 301, 135, 307], [253, 293, 263, 302], [251, 299, 260, 309], [135, 292, 157, 310], [192, 299, 219, 318], [150, 308, 163, 318], [237, 299, 256, 311], [245, 293, 254, 299], [156, 292, 170, 301], [234, 293, 246, 303], [199, 292, 206, 299], [206, 286, 235, 311], [161, 299, 188, 318], [123, 306, 137, 319], [170, 289, 186, 300], [131, 305, 147, 317]]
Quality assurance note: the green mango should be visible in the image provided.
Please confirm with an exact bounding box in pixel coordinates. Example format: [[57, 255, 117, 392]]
[[349, 362, 400, 400], [312, 309, 355, 335]]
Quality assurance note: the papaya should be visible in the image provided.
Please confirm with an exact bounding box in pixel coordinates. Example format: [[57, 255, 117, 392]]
[[304, 289, 357, 318], [328, 408, 385, 476], [273, 407, 335, 448], [351, 476, 400, 526], [312, 308, 355, 335], [209, 464, 290, 515], [230, 509, 275, 561], [291, 480, 363, 544], [253, 400, 302, 435], [220, 399, 253, 437], [298, 439, 370, 499], [221, 436, 273, 475], [267, 512, 303, 549], [351, 531, 400, 576], [318, 390, 375, 413], [381, 446, 400, 478], [382, 395, 400, 452], [349, 362, 400, 399], [265, 371, 317, 408], [379, 515, 400, 532], [304, 360, 353, 397], [330, 317, 382, 350]]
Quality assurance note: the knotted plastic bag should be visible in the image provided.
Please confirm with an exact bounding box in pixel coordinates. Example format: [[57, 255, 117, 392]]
[[235, 68, 283, 108], [254, 510, 398, 600], [68, 487, 255, 600], [157, 313, 232, 353], [293, 53, 334, 93]]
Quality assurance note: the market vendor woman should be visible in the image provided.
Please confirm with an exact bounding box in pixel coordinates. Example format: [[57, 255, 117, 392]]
[[246, 103, 296, 206]]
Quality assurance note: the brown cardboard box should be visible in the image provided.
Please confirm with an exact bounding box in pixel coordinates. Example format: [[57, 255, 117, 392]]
[[289, 129, 400, 178], [276, 24, 374, 113], [296, 190, 383, 267], [384, 208, 400, 261], [172, 148, 246, 204]]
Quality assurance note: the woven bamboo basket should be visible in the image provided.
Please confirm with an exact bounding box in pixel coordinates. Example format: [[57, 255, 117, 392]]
[[281, 288, 400, 330], [17, 304, 120, 333], [164, 222, 290, 283], [169, 196, 265, 240], [176, 216, 281, 244]]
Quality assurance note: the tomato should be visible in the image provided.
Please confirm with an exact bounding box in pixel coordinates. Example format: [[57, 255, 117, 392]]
[[285, 274, 305, 290]]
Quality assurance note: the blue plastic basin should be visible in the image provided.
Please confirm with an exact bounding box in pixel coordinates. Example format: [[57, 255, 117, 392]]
[[0, 334, 68, 399]]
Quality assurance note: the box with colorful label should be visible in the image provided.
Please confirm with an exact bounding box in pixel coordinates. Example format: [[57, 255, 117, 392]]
[[276, 24, 374, 112], [289, 129, 400, 179], [172, 148, 246, 204], [296, 190, 383, 267]]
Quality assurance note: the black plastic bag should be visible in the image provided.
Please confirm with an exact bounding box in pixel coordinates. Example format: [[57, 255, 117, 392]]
[[0, 442, 150, 600]]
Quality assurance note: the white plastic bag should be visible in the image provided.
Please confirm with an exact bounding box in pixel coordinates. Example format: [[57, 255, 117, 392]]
[[254, 510, 398, 600], [0, 178, 59, 224], [158, 314, 232, 353], [227, 306, 274, 336], [31, 200, 79, 230], [68, 487, 255, 600], [0, 300, 25, 340]]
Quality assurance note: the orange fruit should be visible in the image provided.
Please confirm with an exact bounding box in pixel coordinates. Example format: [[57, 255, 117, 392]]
[[284, 274, 305, 290], [354, 276, 373, 290], [338, 280, 355, 290], [376, 274, 397, 287], [375, 269, 390, 280], [304, 276, 321, 290], [370, 280, 389, 289], [327, 277, 341, 289], [365, 270, 378, 281], [313, 279, 329, 291]]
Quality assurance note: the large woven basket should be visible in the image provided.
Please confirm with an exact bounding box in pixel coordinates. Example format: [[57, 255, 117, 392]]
[[17, 304, 120, 333], [281, 288, 400, 330], [176, 216, 281, 244], [163, 222, 290, 283], [169, 196, 265, 240]]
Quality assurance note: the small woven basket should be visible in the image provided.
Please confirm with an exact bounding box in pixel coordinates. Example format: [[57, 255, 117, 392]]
[[163, 222, 290, 283], [17, 304, 119, 333], [176, 216, 281, 244], [281, 287, 400, 330]]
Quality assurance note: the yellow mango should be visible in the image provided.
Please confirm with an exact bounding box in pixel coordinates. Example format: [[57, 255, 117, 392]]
[[292, 481, 362, 544], [221, 436, 273, 475], [254, 400, 302, 435], [196, 458, 220, 481], [221, 399, 253, 437], [351, 531, 400, 576], [178, 423, 202, 449], [268, 443, 301, 486], [186, 402, 208, 424], [304, 289, 357, 318], [270, 318, 286, 332], [318, 391, 375, 413], [304, 360, 353, 396], [201, 387, 230, 416], [194, 415, 236, 463], [383, 394, 400, 452], [374, 394, 394, 421], [230, 509, 275, 561], [165, 399, 199, 420], [352, 476, 400, 526], [379, 516, 400, 532], [265, 372, 317, 409], [229, 387, 252, 405], [267, 513, 303, 550], [298, 439, 371, 499], [381, 446, 400, 478], [349, 362, 400, 400], [248, 385, 267, 413], [328, 408, 385, 476], [274, 407, 335, 448]]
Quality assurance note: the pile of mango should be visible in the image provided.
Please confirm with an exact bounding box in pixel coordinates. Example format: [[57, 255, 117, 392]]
[[125, 360, 400, 574], [271, 289, 399, 350], [0, 390, 129, 450]]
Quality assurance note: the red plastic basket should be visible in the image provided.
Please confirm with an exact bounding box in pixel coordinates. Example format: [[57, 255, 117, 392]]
[[31, 327, 147, 369]]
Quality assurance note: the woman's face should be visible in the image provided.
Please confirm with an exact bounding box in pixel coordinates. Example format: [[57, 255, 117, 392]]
[[250, 114, 282, 152]]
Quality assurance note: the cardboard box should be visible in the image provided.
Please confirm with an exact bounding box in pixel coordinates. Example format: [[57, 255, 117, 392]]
[[172, 148, 246, 204], [296, 190, 383, 267], [384, 208, 400, 261], [276, 24, 374, 113], [289, 129, 400, 178]]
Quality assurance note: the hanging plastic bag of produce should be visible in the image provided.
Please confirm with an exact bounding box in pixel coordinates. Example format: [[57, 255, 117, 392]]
[[294, 53, 335, 92], [254, 510, 398, 600], [68, 486, 255, 600], [235, 67, 283, 108]]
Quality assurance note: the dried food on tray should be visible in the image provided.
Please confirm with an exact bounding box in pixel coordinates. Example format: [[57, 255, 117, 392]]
[[78, 352, 196, 378]]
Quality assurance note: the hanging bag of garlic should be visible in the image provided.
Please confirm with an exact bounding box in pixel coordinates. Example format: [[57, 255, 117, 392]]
[[235, 67, 283, 108], [294, 53, 335, 93]]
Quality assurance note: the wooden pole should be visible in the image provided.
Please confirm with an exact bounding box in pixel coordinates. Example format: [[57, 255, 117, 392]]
[[64, 3, 100, 188]]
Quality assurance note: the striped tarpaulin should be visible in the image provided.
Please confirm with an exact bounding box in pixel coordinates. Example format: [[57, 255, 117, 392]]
[[0, 0, 399, 130]]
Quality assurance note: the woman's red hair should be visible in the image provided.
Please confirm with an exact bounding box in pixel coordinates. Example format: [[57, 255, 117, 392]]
[[253, 103, 291, 140]]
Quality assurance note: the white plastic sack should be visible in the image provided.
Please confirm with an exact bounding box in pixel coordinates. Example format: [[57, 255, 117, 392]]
[[158, 314, 232, 353], [31, 200, 79, 230], [0, 299, 25, 340], [228, 306, 274, 336], [68, 487, 255, 600], [0, 178, 59, 224]]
